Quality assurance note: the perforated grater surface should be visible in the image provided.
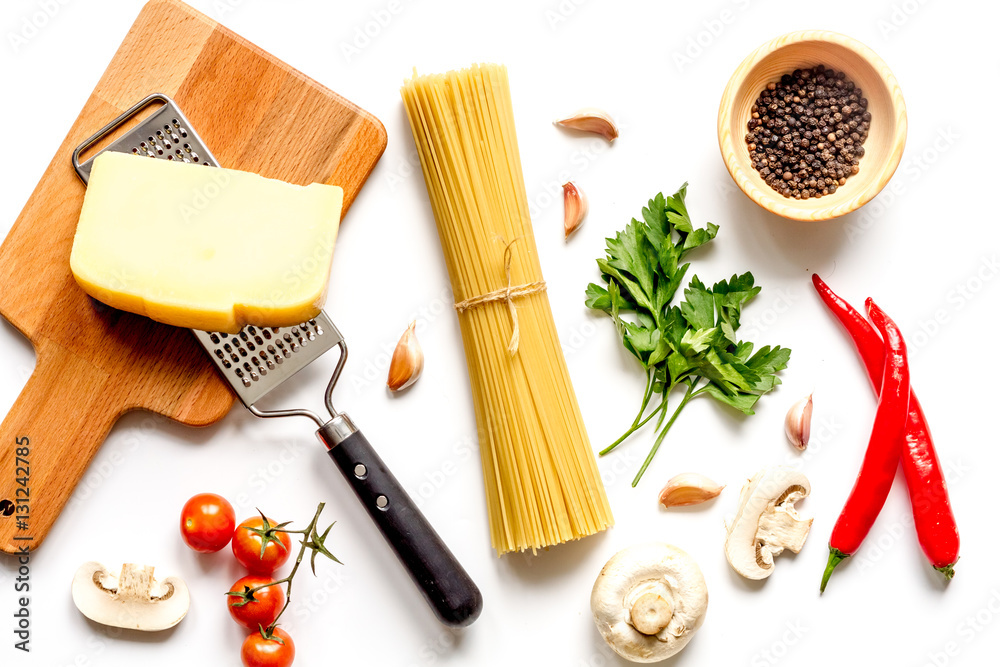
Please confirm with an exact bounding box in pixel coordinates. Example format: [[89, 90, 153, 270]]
[[73, 93, 215, 179], [72, 93, 482, 627], [195, 321, 338, 405]]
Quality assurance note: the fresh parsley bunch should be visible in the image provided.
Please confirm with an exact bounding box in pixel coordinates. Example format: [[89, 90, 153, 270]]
[[585, 184, 790, 486]]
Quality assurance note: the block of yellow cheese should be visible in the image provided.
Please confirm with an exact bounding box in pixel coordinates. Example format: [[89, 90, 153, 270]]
[[71, 152, 343, 333]]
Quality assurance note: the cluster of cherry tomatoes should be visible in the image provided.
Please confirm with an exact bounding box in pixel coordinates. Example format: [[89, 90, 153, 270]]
[[180, 492, 296, 667]]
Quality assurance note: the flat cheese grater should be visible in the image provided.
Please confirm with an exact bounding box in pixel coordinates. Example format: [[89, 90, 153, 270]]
[[71, 93, 482, 628]]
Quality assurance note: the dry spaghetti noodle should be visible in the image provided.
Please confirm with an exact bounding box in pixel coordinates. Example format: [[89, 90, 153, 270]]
[[401, 63, 613, 555]]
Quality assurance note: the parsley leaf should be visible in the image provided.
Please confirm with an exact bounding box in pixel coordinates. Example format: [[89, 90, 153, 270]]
[[585, 184, 790, 485]]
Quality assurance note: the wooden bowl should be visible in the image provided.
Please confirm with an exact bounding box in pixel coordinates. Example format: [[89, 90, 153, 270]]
[[718, 31, 906, 221]]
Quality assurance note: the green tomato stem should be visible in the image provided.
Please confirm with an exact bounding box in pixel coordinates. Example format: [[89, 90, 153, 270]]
[[265, 502, 327, 632], [237, 502, 329, 635]]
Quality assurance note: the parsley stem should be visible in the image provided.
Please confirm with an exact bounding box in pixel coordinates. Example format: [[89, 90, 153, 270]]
[[653, 380, 678, 431], [631, 380, 701, 487], [601, 371, 661, 455], [600, 403, 666, 455]]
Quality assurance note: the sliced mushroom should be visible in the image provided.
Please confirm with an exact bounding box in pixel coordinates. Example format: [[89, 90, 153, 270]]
[[71, 562, 189, 631], [591, 543, 708, 663], [724, 466, 813, 580]]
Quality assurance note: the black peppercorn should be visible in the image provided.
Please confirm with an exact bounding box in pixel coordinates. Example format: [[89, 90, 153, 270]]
[[745, 64, 869, 200]]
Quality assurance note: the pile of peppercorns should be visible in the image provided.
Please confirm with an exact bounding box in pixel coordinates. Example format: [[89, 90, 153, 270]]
[[745, 64, 871, 199]]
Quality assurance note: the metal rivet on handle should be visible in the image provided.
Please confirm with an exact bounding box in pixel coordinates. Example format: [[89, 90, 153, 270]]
[[354, 464, 367, 479], [376, 495, 389, 510]]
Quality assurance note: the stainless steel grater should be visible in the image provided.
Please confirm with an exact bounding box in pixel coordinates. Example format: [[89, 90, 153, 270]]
[[72, 94, 215, 180], [72, 93, 482, 627]]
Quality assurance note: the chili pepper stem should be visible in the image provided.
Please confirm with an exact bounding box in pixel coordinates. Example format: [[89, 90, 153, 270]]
[[820, 547, 850, 593], [934, 562, 956, 580]]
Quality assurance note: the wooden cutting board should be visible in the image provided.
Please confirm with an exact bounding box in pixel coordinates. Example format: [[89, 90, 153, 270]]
[[0, 0, 387, 553]]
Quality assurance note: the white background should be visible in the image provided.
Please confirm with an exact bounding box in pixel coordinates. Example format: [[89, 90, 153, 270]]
[[1, 1, 999, 665]]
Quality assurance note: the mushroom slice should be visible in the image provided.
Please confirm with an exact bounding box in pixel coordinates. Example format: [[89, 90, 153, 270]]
[[591, 543, 708, 663], [71, 562, 190, 631], [724, 466, 813, 580]]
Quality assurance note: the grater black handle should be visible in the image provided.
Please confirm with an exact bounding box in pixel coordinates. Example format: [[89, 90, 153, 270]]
[[317, 415, 483, 628]]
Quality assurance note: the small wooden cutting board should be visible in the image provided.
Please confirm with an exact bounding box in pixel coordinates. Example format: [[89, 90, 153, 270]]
[[0, 0, 387, 553]]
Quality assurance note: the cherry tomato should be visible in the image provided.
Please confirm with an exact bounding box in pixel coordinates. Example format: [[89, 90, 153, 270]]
[[227, 575, 285, 630], [241, 627, 295, 667], [232, 516, 293, 574], [180, 493, 235, 553]]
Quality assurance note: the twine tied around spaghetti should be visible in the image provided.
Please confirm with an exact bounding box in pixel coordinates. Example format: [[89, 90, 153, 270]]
[[453, 238, 546, 354]]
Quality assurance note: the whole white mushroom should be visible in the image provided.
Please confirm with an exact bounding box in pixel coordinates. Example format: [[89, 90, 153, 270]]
[[591, 543, 708, 663]]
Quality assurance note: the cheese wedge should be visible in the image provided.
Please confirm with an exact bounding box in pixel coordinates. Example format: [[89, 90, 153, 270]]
[[71, 152, 343, 333]]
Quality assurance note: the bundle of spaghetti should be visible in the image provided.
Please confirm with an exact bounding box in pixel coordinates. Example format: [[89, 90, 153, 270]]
[[401, 63, 613, 555]]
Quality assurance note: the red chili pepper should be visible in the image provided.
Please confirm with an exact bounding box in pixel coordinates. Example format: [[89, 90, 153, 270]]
[[820, 299, 909, 592], [812, 275, 959, 578]]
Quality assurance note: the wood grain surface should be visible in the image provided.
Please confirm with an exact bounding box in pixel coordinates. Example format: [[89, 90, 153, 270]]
[[0, 0, 387, 553]]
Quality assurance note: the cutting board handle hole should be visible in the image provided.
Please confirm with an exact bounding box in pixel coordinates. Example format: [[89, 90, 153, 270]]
[[0, 318, 37, 401], [0, 499, 14, 517]]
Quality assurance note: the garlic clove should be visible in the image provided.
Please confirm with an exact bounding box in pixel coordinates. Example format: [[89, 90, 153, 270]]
[[387, 321, 424, 392], [658, 473, 725, 508], [554, 108, 619, 142], [785, 394, 813, 450], [562, 181, 588, 238]]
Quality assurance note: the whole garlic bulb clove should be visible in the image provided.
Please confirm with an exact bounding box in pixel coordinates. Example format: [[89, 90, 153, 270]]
[[659, 473, 725, 508], [387, 321, 424, 392], [785, 394, 813, 450]]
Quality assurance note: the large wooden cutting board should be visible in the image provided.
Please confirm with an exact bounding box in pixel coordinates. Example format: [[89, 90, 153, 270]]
[[0, 0, 387, 553]]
